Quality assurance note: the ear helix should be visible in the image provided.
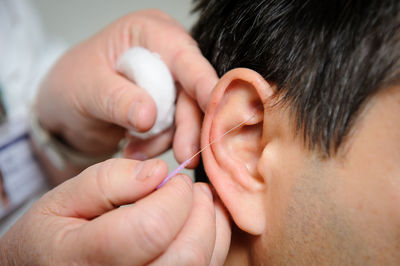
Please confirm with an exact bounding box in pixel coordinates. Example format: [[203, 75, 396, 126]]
[[200, 68, 271, 235]]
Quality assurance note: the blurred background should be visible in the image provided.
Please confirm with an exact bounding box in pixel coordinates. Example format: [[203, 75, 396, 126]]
[[32, 0, 199, 177], [34, 0, 196, 45]]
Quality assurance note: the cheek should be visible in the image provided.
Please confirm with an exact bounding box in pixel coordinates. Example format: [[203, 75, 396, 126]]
[[334, 162, 400, 257], [254, 146, 358, 264], [251, 167, 354, 265]]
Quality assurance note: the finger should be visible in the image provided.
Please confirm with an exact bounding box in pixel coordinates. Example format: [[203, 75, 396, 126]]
[[44, 158, 168, 219], [168, 43, 218, 112], [69, 174, 194, 266], [151, 183, 216, 266], [210, 195, 232, 266], [123, 127, 174, 160], [173, 90, 203, 166], [135, 13, 218, 112], [83, 67, 157, 133], [63, 122, 125, 156]]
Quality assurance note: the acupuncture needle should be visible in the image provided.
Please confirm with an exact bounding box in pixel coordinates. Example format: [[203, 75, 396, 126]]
[[157, 113, 256, 188]]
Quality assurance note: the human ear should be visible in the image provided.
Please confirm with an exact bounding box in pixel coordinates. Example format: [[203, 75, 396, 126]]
[[201, 68, 274, 235]]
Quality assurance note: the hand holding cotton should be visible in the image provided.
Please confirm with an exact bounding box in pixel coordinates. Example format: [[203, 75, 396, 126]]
[[117, 47, 176, 139]]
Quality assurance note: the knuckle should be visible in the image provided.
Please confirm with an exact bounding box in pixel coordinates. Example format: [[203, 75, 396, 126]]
[[103, 85, 131, 124], [172, 46, 201, 96], [134, 207, 173, 254], [38, 186, 72, 216], [172, 44, 199, 66], [172, 177, 193, 200], [70, 90, 91, 119], [94, 159, 119, 208], [96, 158, 119, 178]]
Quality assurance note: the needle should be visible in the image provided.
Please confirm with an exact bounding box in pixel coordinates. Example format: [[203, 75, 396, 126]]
[[157, 113, 256, 188]]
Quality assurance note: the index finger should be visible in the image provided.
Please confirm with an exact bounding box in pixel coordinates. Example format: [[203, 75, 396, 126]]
[[151, 183, 216, 266], [68, 174, 194, 266], [42, 158, 167, 219], [169, 43, 218, 111], [132, 10, 218, 111]]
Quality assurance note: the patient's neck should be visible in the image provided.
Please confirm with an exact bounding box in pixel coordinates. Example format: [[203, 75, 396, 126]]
[[224, 225, 252, 266]]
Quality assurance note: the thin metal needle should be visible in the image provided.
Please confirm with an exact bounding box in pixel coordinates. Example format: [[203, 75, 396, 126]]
[[157, 113, 256, 188]]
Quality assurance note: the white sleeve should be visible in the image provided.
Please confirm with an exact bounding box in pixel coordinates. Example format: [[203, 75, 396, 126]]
[[0, 0, 67, 119]]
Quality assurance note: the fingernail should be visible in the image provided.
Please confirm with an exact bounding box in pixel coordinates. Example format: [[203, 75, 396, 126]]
[[130, 152, 147, 161], [200, 184, 213, 200], [135, 160, 160, 180]]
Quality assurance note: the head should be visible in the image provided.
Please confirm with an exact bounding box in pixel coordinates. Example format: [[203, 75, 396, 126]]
[[192, 0, 400, 264]]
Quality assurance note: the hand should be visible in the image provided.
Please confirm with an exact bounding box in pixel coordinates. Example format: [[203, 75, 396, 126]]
[[36, 9, 218, 166], [0, 159, 231, 265]]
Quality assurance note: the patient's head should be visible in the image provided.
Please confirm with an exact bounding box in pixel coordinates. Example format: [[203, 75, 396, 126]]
[[192, 0, 400, 264]]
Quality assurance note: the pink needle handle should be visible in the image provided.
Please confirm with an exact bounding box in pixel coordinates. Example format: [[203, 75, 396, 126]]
[[156, 113, 256, 189], [157, 157, 193, 189]]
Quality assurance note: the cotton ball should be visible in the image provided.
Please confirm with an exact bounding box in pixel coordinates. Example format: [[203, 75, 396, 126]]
[[117, 47, 176, 139]]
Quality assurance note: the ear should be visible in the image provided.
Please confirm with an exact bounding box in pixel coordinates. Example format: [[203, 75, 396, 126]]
[[201, 68, 274, 235]]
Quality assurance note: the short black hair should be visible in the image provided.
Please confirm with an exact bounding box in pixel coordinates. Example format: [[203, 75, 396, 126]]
[[192, 0, 400, 156]]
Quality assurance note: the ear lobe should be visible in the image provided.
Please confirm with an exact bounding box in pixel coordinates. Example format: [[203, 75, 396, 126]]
[[201, 68, 273, 235]]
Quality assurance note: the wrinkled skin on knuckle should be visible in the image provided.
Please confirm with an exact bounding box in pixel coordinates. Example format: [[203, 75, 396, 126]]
[[101, 85, 132, 126], [173, 178, 193, 200], [172, 41, 199, 63], [85, 224, 117, 265], [94, 159, 117, 210], [133, 206, 174, 256], [39, 182, 76, 217], [104, 86, 126, 123]]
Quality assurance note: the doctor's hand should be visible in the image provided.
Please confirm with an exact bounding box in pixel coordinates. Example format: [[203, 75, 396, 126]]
[[36, 9, 217, 166], [0, 159, 231, 265]]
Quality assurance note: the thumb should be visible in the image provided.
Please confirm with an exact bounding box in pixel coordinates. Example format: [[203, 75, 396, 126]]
[[83, 67, 157, 132], [43, 158, 168, 219]]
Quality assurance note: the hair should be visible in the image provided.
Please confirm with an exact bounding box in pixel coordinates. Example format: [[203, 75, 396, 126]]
[[192, 0, 400, 156]]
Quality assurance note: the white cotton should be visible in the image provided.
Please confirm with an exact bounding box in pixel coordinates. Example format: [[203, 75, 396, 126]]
[[116, 47, 176, 139]]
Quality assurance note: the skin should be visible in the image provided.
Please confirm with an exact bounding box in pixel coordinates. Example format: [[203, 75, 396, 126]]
[[201, 68, 400, 265], [35, 9, 217, 184], [0, 159, 231, 265], [1, 9, 231, 265]]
